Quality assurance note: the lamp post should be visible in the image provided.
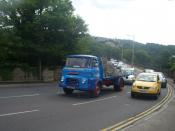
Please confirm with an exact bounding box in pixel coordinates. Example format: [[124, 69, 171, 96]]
[[118, 39, 123, 61], [121, 41, 124, 61], [126, 35, 135, 67], [132, 37, 135, 67]]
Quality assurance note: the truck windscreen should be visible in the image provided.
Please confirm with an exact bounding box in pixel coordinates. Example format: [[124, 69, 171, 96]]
[[66, 57, 91, 68]]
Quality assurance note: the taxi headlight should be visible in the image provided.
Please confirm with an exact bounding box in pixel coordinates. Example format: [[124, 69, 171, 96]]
[[150, 87, 156, 90], [82, 78, 87, 84], [132, 85, 137, 89]]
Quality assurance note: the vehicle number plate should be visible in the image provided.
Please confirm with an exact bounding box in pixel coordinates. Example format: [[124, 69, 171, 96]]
[[67, 86, 75, 89], [139, 89, 146, 93]]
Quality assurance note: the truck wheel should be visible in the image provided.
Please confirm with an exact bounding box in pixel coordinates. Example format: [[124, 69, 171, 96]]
[[63, 88, 74, 95], [114, 78, 124, 92], [89, 82, 102, 97]]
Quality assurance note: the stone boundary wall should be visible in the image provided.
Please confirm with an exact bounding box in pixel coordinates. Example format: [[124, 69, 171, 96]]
[[0, 67, 62, 82]]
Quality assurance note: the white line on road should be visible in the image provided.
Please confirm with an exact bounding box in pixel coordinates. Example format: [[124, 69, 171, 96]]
[[0, 110, 39, 117], [73, 96, 117, 106], [0, 94, 40, 99]]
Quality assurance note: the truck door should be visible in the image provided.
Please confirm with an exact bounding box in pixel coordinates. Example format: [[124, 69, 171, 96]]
[[91, 58, 100, 79]]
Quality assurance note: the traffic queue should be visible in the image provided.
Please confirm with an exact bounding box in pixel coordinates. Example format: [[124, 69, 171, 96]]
[[110, 59, 167, 100], [130, 69, 167, 99]]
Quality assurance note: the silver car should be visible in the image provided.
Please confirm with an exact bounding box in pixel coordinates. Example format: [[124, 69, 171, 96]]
[[154, 72, 167, 88], [121, 68, 135, 85]]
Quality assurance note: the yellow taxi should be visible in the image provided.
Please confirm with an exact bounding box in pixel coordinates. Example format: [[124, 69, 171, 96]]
[[131, 73, 161, 99]]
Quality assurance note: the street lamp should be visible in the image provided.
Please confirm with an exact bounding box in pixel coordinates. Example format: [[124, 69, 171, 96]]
[[117, 39, 123, 61], [121, 41, 124, 61], [126, 35, 135, 67]]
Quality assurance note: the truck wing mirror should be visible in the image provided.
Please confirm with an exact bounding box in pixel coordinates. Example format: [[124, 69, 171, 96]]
[[95, 63, 99, 67]]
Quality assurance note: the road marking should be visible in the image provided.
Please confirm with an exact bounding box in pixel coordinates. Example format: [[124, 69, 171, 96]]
[[0, 110, 39, 117], [73, 96, 117, 106], [0, 94, 40, 99], [101, 84, 174, 131]]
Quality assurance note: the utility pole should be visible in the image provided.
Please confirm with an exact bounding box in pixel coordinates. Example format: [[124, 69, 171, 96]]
[[126, 34, 135, 67], [121, 42, 124, 61], [131, 39, 135, 67], [118, 39, 123, 61]]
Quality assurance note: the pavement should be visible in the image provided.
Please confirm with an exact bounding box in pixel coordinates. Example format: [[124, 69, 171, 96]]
[[123, 80, 175, 131]]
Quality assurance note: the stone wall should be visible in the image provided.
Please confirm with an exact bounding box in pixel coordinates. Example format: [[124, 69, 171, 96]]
[[54, 67, 62, 81], [42, 68, 54, 82], [0, 67, 62, 82], [12, 68, 25, 81]]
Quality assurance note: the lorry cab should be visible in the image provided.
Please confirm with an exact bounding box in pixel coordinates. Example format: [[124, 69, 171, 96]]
[[59, 55, 103, 95]]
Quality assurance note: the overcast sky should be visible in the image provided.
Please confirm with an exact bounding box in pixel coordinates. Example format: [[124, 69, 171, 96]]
[[71, 0, 175, 45]]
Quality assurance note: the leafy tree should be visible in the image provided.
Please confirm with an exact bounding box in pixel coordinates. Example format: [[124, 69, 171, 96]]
[[134, 50, 151, 66], [169, 56, 175, 71], [0, 0, 88, 79]]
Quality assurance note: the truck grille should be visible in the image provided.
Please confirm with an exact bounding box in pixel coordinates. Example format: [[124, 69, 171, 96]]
[[66, 78, 79, 86]]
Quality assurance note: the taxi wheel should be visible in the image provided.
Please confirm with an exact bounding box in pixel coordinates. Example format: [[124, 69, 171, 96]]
[[153, 94, 159, 99], [131, 92, 136, 98], [153, 91, 160, 100]]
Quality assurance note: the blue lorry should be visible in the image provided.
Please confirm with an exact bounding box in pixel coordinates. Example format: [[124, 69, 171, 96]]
[[59, 55, 124, 97]]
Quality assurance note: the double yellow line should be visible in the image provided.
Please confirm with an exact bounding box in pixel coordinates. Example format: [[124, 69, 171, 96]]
[[101, 84, 174, 131]]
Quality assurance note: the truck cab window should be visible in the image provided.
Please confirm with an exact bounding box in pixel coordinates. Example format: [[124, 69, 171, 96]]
[[92, 59, 99, 68]]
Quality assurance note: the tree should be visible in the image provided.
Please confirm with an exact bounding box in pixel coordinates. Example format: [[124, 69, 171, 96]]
[[134, 50, 151, 66], [169, 56, 175, 71], [0, 0, 88, 79]]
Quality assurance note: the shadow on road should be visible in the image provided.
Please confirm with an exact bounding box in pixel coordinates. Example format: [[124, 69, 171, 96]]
[[56, 87, 121, 100], [131, 95, 159, 101]]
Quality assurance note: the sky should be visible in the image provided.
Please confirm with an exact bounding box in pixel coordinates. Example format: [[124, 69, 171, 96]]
[[71, 0, 175, 45]]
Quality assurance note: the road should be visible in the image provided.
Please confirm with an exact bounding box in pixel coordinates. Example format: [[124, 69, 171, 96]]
[[0, 83, 168, 131]]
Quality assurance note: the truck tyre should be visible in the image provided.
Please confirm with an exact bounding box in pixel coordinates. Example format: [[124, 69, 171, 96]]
[[114, 78, 124, 92], [89, 82, 102, 98], [63, 88, 74, 95]]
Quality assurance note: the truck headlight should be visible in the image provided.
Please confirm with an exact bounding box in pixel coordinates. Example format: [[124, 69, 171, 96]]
[[82, 78, 87, 84], [61, 76, 64, 82]]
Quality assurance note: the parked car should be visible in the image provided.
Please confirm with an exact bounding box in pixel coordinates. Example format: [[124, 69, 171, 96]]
[[131, 73, 161, 99], [153, 72, 167, 88]]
